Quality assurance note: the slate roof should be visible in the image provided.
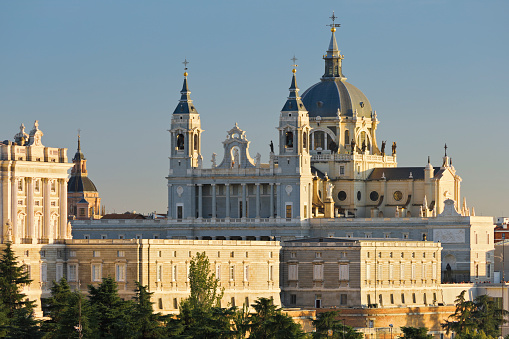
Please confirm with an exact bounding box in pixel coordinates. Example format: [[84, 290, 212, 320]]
[[367, 167, 443, 181], [101, 213, 146, 220], [68, 175, 98, 193], [311, 166, 326, 179]]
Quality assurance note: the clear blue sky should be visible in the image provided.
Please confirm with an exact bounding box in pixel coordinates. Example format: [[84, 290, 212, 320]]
[[1, 0, 507, 217]]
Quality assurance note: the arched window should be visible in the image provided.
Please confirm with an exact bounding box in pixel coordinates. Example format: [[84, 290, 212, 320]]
[[193, 134, 198, 151], [358, 131, 371, 153], [285, 131, 293, 148], [313, 131, 325, 150], [176, 134, 185, 150], [303, 132, 307, 149], [344, 130, 350, 145]]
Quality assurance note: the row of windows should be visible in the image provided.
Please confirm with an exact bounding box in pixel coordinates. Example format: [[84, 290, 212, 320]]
[[157, 264, 275, 282], [366, 262, 438, 280], [367, 251, 437, 259], [289, 251, 436, 260], [17, 199, 58, 206], [367, 292, 438, 306], [17, 179, 58, 193], [288, 263, 349, 281]]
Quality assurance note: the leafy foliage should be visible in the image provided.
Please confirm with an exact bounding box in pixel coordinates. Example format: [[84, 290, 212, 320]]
[[0, 243, 40, 338], [41, 277, 95, 339], [312, 311, 363, 339], [400, 326, 433, 339], [442, 290, 508, 337], [131, 282, 168, 338], [188, 251, 224, 310], [248, 297, 306, 339], [88, 277, 136, 338]]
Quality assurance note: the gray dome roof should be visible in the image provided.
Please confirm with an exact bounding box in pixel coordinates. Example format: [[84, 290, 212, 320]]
[[301, 79, 372, 119], [68, 176, 98, 193]]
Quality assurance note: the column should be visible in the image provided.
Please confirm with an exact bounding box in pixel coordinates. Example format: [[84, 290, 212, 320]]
[[225, 183, 230, 219], [43, 178, 50, 240], [10, 177, 18, 243], [255, 183, 260, 218], [58, 179, 67, 239], [241, 184, 247, 219], [198, 184, 203, 219], [275, 183, 280, 219], [269, 183, 274, 219], [211, 184, 216, 219], [27, 178, 35, 242], [167, 184, 173, 219]]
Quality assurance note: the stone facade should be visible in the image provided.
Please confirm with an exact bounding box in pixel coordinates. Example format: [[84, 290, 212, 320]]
[[281, 238, 442, 309], [63, 239, 281, 313], [0, 121, 73, 244]]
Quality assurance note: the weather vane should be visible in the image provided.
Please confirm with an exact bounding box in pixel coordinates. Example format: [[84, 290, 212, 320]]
[[183, 58, 189, 71], [327, 11, 341, 29], [291, 55, 298, 69]]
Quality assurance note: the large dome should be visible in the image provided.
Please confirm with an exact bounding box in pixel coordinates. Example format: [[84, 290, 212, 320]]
[[68, 176, 98, 193], [301, 79, 372, 119]]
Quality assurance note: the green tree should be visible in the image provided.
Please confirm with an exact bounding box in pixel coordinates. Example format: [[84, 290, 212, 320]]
[[188, 252, 224, 310], [88, 277, 135, 338], [0, 242, 40, 338], [249, 297, 305, 339], [312, 311, 362, 339], [442, 291, 508, 337], [442, 290, 476, 335], [472, 294, 508, 338], [42, 277, 96, 339], [131, 282, 167, 338], [165, 252, 231, 338], [400, 327, 433, 339]]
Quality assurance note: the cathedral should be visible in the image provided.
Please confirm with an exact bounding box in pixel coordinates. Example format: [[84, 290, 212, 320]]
[[166, 20, 463, 222], [73, 18, 494, 284]]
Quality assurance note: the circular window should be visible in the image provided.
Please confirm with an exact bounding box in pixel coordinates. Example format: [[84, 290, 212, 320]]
[[370, 191, 379, 201], [357, 191, 361, 201], [337, 191, 347, 201], [393, 190, 403, 201]]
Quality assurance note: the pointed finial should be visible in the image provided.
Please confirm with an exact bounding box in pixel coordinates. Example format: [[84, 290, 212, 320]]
[[444, 143, 448, 157], [327, 11, 341, 32], [291, 55, 298, 73], [183, 58, 189, 76], [428, 156, 430, 164], [77, 129, 81, 151]]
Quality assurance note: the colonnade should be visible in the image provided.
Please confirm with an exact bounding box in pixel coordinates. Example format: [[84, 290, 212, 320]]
[[2, 176, 68, 244]]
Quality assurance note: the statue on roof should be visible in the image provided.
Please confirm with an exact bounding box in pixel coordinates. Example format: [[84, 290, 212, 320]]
[[350, 138, 356, 154], [14, 123, 29, 146], [381, 141, 386, 156], [269, 140, 274, 153], [392, 141, 397, 155]]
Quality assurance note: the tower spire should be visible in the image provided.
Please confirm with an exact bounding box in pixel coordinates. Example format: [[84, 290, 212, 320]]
[[173, 59, 198, 114], [281, 57, 306, 112], [323, 11, 345, 79]]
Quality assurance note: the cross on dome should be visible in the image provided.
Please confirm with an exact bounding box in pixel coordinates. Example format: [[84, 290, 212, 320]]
[[327, 11, 341, 32], [291, 55, 298, 73]]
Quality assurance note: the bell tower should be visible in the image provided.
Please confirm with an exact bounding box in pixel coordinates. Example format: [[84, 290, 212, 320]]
[[277, 65, 311, 174], [169, 65, 203, 175], [276, 64, 313, 220]]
